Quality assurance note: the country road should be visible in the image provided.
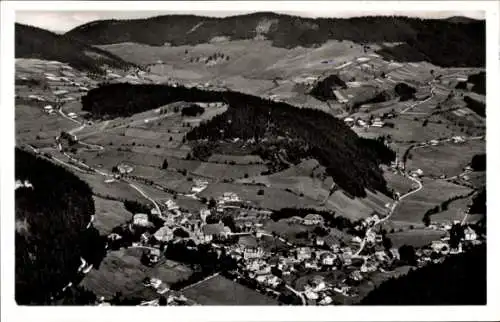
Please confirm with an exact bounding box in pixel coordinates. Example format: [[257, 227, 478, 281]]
[[354, 172, 422, 257], [285, 284, 307, 305], [126, 181, 163, 219], [400, 80, 435, 114]]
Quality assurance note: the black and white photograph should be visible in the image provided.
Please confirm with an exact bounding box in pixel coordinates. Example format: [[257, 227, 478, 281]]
[[1, 0, 498, 321]]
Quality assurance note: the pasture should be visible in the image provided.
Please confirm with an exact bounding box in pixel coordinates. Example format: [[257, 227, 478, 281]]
[[406, 140, 485, 178], [182, 274, 278, 305], [93, 196, 134, 234], [79, 248, 193, 299], [392, 178, 472, 224], [386, 229, 446, 248]]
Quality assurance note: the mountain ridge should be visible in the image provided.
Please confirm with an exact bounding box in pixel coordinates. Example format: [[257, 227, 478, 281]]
[[16, 23, 134, 73], [65, 12, 485, 67]]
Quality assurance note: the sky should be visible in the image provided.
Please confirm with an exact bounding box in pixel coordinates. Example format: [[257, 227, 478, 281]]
[[16, 10, 485, 33]]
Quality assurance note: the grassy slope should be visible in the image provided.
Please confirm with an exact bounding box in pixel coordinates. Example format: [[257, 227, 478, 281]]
[[16, 23, 133, 73], [66, 13, 485, 67]]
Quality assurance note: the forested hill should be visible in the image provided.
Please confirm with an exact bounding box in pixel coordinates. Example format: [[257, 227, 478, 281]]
[[66, 13, 485, 67], [15, 23, 134, 73], [15, 148, 96, 304], [360, 244, 486, 305], [81, 83, 395, 197]]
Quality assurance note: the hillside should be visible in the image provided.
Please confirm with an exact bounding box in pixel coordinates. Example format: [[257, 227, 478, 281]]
[[16, 23, 134, 73], [66, 13, 485, 67], [81, 83, 395, 197], [361, 244, 486, 305], [15, 148, 99, 304]]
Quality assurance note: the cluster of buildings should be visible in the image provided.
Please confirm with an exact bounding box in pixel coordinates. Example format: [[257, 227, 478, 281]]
[[343, 116, 385, 128]]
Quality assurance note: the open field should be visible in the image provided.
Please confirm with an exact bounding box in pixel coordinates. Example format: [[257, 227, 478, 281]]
[[356, 115, 457, 144], [208, 154, 265, 165], [386, 229, 447, 248], [199, 182, 324, 210], [182, 274, 278, 305], [383, 170, 414, 194], [93, 196, 134, 234], [238, 160, 391, 220], [406, 140, 485, 178], [429, 195, 473, 223], [73, 171, 151, 203], [392, 178, 472, 224], [192, 162, 267, 180], [16, 103, 76, 146], [80, 248, 193, 299]]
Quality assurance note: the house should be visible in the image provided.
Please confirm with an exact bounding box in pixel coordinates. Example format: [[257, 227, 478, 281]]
[[154, 226, 174, 242], [357, 119, 367, 127], [53, 89, 69, 96], [219, 192, 241, 203], [389, 248, 400, 260], [412, 168, 424, 177], [305, 290, 319, 300], [145, 248, 161, 265], [43, 105, 53, 112], [243, 246, 265, 260], [305, 261, 320, 270], [452, 136, 465, 144], [117, 163, 134, 174], [296, 247, 312, 261], [360, 262, 377, 273], [320, 252, 336, 266], [318, 295, 333, 305], [133, 213, 150, 227], [351, 236, 362, 244], [150, 208, 161, 216], [349, 270, 363, 282], [67, 112, 78, 119], [431, 240, 449, 253], [303, 214, 324, 226], [315, 237, 325, 246], [366, 231, 376, 243], [371, 120, 385, 127], [464, 226, 477, 241], [430, 139, 439, 146], [202, 223, 231, 242], [141, 232, 152, 244], [165, 199, 179, 211]]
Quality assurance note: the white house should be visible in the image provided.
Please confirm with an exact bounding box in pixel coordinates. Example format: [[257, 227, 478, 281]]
[[464, 226, 477, 241], [303, 214, 324, 226], [133, 213, 150, 227]]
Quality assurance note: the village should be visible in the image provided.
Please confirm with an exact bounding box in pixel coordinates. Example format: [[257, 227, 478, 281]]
[[96, 180, 484, 306]]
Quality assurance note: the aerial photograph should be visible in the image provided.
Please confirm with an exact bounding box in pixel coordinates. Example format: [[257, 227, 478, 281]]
[[13, 7, 486, 307]]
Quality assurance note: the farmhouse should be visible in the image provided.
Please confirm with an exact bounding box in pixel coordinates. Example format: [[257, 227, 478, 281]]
[[154, 226, 174, 242], [133, 213, 150, 227], [320, 252, 336, 266], [296, 247, 312, 261], [464, 226, 477, 241], [165, 199, 180, 211], [117, 163, 134, 174], [303, 214, 324, 226], [53, 89, 69, 96], [145, 248, 161, 265], [202, 223, 231, 242]]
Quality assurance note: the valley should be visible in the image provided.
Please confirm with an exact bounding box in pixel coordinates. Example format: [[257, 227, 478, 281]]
[[14, 11, 486, 307]]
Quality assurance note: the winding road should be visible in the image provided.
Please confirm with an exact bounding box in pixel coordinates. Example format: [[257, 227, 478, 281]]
[[354, 171, 423, 257]]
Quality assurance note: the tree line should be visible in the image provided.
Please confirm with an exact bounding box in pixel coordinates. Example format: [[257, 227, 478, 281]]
[[67, 13, 484, 67], [81, 83, 396, 197], [360, 244, 486, 305], [15, 148, 98, 304]]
